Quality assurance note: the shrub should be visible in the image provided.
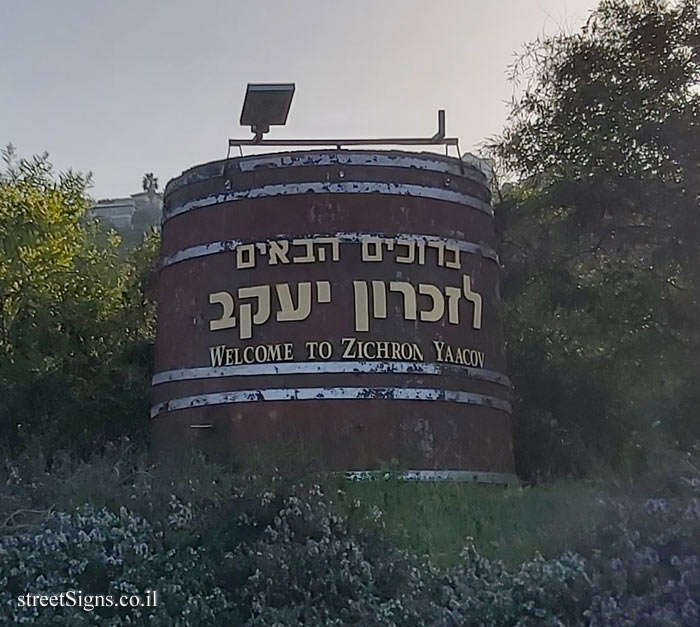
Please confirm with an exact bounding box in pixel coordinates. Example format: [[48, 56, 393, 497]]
[[2, 446, 699, 626], [0, 148, 157, 458], [0, 503, 233, 626]]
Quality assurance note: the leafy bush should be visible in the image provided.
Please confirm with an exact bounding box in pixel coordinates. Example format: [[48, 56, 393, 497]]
[[2, 447, 699, 626], [490, 0, 700, 479], [0, 504, 233, 626], [582, 496, 700, 626], [0, 147, 157, 457]]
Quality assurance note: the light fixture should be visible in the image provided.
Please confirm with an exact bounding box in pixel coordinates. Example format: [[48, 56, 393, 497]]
[[229, 85, 460, 158], [240, 83, 295, 142]]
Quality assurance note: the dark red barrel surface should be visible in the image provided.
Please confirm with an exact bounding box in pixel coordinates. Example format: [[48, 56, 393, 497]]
[[152, 149, 515, 481]]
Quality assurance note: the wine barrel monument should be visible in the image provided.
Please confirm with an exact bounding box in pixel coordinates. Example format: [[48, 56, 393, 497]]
[[151, 148, 516, 482]]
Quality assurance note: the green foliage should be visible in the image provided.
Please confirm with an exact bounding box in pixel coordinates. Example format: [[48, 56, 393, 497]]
[[0, 145, 120, 361], [490, 0, 700, 479], [1, 504, 233, 625], [340, 478, 612, 568], [1, 448, 699, 626], [0, 147, 157, 456]]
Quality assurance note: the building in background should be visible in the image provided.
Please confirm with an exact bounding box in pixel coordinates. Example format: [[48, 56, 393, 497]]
[[88, 172, 162, 237], [89, 196, 139, 229]]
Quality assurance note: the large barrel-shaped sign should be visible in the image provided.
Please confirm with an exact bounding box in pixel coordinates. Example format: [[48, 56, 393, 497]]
[[152, 150, 515, 481]]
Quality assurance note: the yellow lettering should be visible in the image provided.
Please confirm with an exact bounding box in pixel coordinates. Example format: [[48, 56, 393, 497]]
[[318, 341, 332, 359], [342, 337, 356, 359], [236, 243, 256, 269], [243, 346, 255, 363], [444, 344, 454, 362], [433, 340, 445, 361], [209, 291, 236, 331], [209, 345, 226, 367], [267, 344, 282, 361], [254, 345, 267, 362], [306, 341, 319, 360], [412, 343, 424, 361]]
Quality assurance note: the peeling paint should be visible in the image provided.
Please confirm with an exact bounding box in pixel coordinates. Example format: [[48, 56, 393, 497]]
[[150, 386, 513, 419], [154, 148, 515, 476], [151, 360, 511, 387], [345, 470, 519, 485], [163, 181, 493, 223], [164, 149, 487, 197]]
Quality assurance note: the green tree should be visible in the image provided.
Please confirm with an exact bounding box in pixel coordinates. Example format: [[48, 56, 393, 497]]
[[0, 146, 157, 455], [491, 0, 700, 479]]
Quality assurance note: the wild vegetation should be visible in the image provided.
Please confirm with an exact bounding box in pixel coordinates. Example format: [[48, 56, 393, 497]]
[[1, 0, 699, 624], [490, 0, 700, 480], [0, 145, 157, 456], [1, 446, 699, 626]]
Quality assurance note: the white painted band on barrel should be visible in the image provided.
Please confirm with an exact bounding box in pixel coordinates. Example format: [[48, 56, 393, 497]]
[[160, 231, 499, 268], [163, 181, 493, 222], [150, 386, 513, 418], [151, 361, 511, 387], [345, 469, 519, 485], [164, 151, 488, 196], [236, 152, 487, 180]]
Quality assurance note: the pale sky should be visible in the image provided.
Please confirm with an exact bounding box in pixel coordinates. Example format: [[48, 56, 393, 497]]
[[0, 0, 598, 199]]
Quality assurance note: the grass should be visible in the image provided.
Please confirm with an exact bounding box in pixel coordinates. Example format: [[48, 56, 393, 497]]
[[337, 477, 613, 567], [2, 441, 691, 571]]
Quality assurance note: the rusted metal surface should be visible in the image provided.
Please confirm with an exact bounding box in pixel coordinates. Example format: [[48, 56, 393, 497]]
[[152, 149, 516, 480]]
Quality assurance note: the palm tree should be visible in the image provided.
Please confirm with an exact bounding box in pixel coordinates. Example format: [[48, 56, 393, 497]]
[[142, 172, 158, 196]]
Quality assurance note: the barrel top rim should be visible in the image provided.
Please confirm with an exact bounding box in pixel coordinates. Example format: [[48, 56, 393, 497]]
[[164, 148, 489, 197]]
